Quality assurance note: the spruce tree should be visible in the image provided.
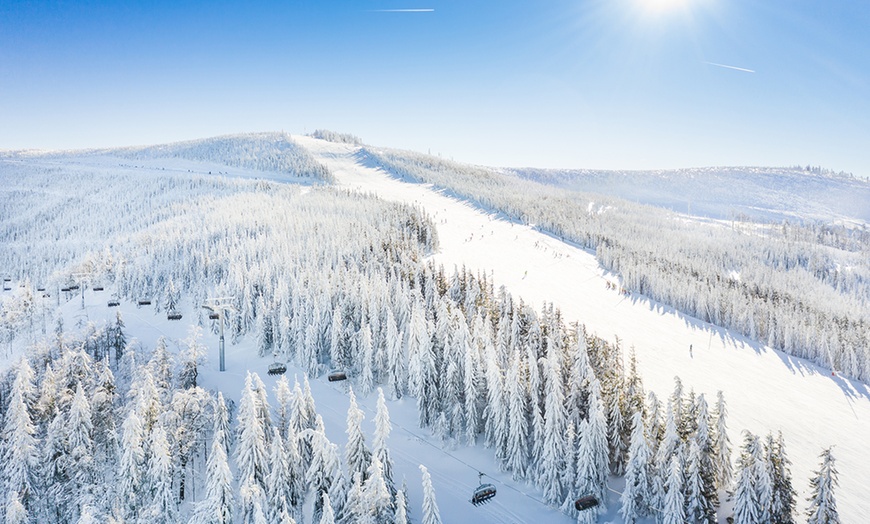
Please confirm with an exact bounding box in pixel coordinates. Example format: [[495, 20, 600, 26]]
[[767, 431, 796, 524], [662, 454, 685, 524], [537, 344, 567, 504], [2, 361, 40, 513], [345, 388, 372, 482], [266, 427, 294, 523], [145, 425, 176, 524], [732, 432, 763, 524], [620, 411, 652, 524], [191, 429, 233, 524], [505, 350, 530, 480], [806, 447, 839, 524], [372, 388, 395, 493], [419, 465, 443, 524], [235, 373, 269, 493], [714, 390, 733, 491]]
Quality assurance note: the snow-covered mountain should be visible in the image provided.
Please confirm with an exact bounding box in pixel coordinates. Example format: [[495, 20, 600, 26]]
[[1, 132, 866, 524], [505, 165, 870, 225]]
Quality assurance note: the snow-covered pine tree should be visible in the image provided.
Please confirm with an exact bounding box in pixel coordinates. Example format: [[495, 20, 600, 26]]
[[274, 375, 294, 440], [620, 411, 652, 524], [483, 332, 508, 465], [179, 325, 207, 389], [66, 381, 96, 514], [235, 373, 269, 493], [116, 409, 145, 521], [767, 431, 796, 524], [214, 391, 232, 455], [345, 388, 372, 482], [306, 417, 340, 521], [732, 431, 763, 524], [90, 356, 117, 463], [365, 457, 393, 523], [384, 307, 406, 400], [320, 492, 336, 524], [693, 393, 718, 521], [714, 390, 733, 491], [2, 359, 40, 515], [537, 342, 567, 504], [805, 447, 839, 524], [505, 350, 530, 480], [394, 487, 409, 524], [359, 324, 375, 396], [191, 429, 233, 524], [575, 379, 610, 516], [419, 465, 443, 524], [266, 427, 294, 523], [662, 453, 685, 524], [145, 424, 176, 524], [685, 438, 714, 524], [412, 298, 440, 429], [372, 388, 395, 493]]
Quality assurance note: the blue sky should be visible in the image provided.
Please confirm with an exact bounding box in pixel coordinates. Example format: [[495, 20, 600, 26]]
[[2, 0, 868, 175]]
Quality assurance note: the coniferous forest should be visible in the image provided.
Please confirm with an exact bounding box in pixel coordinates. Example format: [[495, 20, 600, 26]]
[[0, 133, 853, 523]]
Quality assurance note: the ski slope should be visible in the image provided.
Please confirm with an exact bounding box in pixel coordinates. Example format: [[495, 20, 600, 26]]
[[294, 135, 870, 523]]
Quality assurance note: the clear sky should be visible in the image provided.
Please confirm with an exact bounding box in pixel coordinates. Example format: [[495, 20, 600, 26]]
[[2, 0, 868, 175]]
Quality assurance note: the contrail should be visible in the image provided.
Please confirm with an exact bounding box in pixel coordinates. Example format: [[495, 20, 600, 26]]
[[703, 61, 755, 73], [370, 8, 434, 12]]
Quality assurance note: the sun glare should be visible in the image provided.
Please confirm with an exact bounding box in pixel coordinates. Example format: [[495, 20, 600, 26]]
[[641, 0, 686, 12]]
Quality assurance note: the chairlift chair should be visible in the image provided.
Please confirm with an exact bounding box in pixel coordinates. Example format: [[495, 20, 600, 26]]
[[138, 299, 152, 306], [268, 362, 287, 376], [68, 284, 80, 291], [208, 312, 220, 320], [92, 286, 104, 292], [2, 276, 10, 282], [470, 473, 496, 506], [61, 287, 71, 292], [107, 299, 120, 307], [167, 311, 183, 320], [327, 371, 347, 382], [37, 287, 45, 292], [574, 494, 599, 512]]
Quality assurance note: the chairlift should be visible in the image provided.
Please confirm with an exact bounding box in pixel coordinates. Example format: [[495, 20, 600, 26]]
[[37, 287, 45, 292], [92, 286, 104, 292], [167, 311, 183, 320], [574, 494, 599, 512], [2, 286, 10, 292], [2, 276, 10, 282], [208, 312, 220, 320], [470, 473, 496, 506], [138, 299, 152, 306], [61, 287, 71, 292], [68, 284, 80, 291], [327, 371, 347, 382], [268, 362, 287, 376], [107, 299, 120, 307]]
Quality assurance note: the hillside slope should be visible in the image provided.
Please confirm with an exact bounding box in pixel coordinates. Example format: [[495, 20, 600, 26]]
[[295, 134, 870, 523], [506, 166, 870, 225]]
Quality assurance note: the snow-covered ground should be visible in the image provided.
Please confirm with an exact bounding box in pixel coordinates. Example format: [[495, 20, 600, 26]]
[[295, 135, 870, 523]]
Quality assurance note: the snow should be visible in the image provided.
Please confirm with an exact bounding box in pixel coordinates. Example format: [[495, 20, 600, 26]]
[[294, 135, 870, 523], [7, 135, 867, 523]]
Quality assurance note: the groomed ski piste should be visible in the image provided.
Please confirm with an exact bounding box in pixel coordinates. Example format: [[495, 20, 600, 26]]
[[294, 134, 870, 522], [3, 135, 867, 523]]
